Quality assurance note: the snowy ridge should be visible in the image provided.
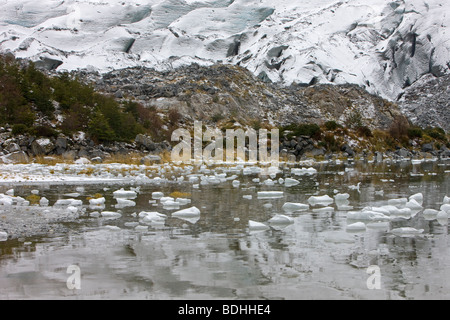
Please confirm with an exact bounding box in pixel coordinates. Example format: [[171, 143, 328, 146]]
[[0, 0, 449, 100]]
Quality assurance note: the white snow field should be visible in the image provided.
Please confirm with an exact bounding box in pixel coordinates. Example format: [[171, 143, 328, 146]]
[[0, 0, 448, 100]]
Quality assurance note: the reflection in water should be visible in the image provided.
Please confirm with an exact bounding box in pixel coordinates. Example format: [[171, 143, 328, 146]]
[[0, 160, 449, 299]]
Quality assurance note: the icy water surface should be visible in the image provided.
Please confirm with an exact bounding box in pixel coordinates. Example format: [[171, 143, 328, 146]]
[[0, 159, 449, 300]]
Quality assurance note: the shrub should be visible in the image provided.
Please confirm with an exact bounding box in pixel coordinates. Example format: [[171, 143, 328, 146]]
[[282, 123, 321, 139], [324, 120, 339, 131], [407, 127, 423, 139], [356, 126, 373, 138], [389, 116, 409, 140], [29, 125, 58, 138], [425, 127, 446, 141], [11, 124, 29, 135]]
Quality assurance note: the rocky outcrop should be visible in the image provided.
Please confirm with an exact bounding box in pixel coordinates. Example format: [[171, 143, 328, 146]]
[[0, 129, 170, 164], [79, 64, 403, 130]]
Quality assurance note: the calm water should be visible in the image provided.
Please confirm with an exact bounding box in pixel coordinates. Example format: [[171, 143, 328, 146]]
[[0, 159, 449, 300]]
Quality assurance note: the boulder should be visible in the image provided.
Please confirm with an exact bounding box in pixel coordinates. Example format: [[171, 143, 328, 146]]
[[3, 151, 30, 163], [421, 143, 434, 153], [135, 134, 156, 151], [31, 138, 55, 155]]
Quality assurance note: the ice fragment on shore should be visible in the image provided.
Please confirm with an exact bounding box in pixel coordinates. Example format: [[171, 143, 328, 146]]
[[0, 231, 8, 241]]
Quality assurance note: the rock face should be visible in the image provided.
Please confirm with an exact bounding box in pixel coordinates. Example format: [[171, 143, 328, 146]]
[[84, 64, 403, 130]]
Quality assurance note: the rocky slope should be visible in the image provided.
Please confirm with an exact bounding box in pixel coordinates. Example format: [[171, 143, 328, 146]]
[[82, 63, 402, 130]]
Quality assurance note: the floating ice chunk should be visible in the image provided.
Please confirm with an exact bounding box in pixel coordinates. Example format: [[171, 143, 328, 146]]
[[89, 197, 106, 206], [284, 178, 300, 187], [291, 167, 317, 176], [90, 211, 100, 217], [441, 204, 450, 213], [409, 193, 423, 206], [177, 198, 191, 206], [101, 211, 122, 219], [347, 210, 390, 221], [267, 214, 294, 225], [336, 202, 354, 211], [31, 189, 39, 195], [312, 206, 334, 213], [152, 192, 164, 199], [172, 206, 201, 224], [140, 211, 167, 223], [423, 209, 439, 220], [308, 195, 334, 206], [263, 179, 275, 186], [104, 226, 121, 231], [263, 203, 273, 209], [388, 198, 408, 207], [67, 206, 79, 214], [437, 210, 448, 220], [75, 187, 85, 193], [443, 196, 450, 204], [135, 225, 149, 232], [389, 208, 413, 219], [54, 198, 82, 207], [115, 198, 136, 208], [64, 192, 80, 198], [391, 227, 424, 237], [39, 197, 49, 207], [248, 220, 270, 231], [334, 193, 350, 201], [267, 215, 294, 230], [159, 196, 174, 203], [0, 231, 8, 241], [366, 221, 390, 231], [162, 200, 181, 210], [0, 196, 13, 206], [346, 222, 366, 232], [252, 178, 260, 183], [232, 180, 240, 188], [113, 188, 137, 199], [405, 199, 423, 210], [282, 202, 309, 212], [243, 195, 252, 200], [5, 189, 14, 196], [124, 222, 139, 227], [172, 206, 200, 218], [257, 191, 283, 199]]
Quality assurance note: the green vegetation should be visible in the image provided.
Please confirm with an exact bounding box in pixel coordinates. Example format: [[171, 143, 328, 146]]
[[280, 123, 321, 139], [0, 55, 163, 143]]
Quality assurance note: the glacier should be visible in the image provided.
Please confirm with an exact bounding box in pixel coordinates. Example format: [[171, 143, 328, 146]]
[[0, 0, 449, 100]]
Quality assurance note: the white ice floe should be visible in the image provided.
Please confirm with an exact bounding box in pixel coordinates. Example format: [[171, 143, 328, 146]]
[[405, 199, 423, 210], [409, 193, 424, 206], [334, 193, 350, 201], [291, 167, 317, 176], [443, 196, 450, 204], [257, 191, 284, 199], [423, 209, 439, 220], [267, 214, 294, 230], [89, 197, 106, 206], [140, 211, 167, 223], [54, 198, 82, 207], [115, 198, 136, 208], [346, 222, 366, 232], [113, 188, 137, 199], [100, 211, 122, 219], [39, 197, 49, 207], [282, 202, 309, 213], [347, 210, 391, 221], [151, 192, 164, 199], [172, 206, 200, 217], [0, 231, 8, 241], [388, 198, 408, 207], [284, 178, 300, 187], [243, 195, 252, 200], [391, 227, 424, 237], [308, 195, 334, 206], [441, 204, 450, 213], [312, 206, 334, 213], [248, 220, 270, 231]]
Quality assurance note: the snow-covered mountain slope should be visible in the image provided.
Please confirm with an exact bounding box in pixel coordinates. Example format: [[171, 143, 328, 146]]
[[0, 0, 449, 101]]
